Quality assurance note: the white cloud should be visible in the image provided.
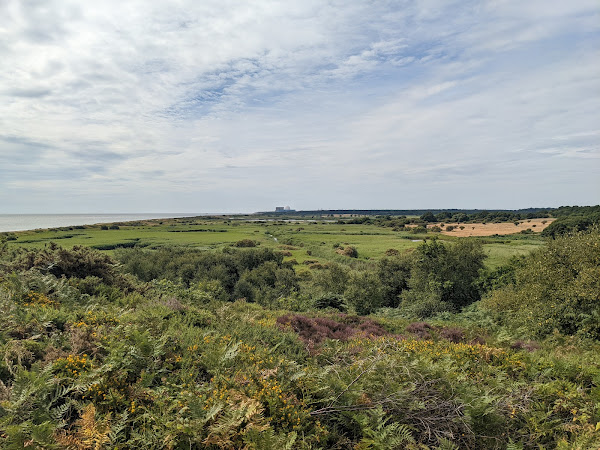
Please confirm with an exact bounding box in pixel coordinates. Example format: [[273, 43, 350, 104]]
[[0, 0, 598, 212]]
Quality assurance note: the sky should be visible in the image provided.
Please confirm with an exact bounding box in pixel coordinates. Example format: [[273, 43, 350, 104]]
[[1, 0, 599, 213]]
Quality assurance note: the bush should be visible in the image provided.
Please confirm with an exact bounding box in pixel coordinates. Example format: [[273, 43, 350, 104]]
[[377, 254, 411, 308], [541, 215, 598, 238], [345, 271, 383, 315], [9, 244, 131, 289], [234, 239, 256, 247], [399, 239, 486, 317], [117, 247, 290, 300], [482, 227, 600, 339], [342, 246, 358, 258], [314, 293, 348, 312], [439, 326, 465, 343]]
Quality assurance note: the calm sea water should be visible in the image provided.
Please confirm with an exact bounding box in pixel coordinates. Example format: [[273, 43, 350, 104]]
[[0, 214, 199, 233]]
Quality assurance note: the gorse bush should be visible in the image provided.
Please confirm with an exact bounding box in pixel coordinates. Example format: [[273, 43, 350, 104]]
[[8, 244, 130, 289]]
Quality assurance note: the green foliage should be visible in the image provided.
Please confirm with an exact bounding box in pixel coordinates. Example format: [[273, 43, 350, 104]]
[[482, 227, 600, 339], [542, 215, 598, 237], [377, 254, 411, 307], [8, 244, 131, 290], [400, 239, 486, 317], [234, 238, 257, 247], [420, 211, 437, 223], [355, 407, 415, 449], [313, 293, 348, 312], [345, 270, 384, 315], [0, 216, 598, 448], [540, 205, 600, 237], [117, 246, 294, 302], [309, 262, 350, 296]]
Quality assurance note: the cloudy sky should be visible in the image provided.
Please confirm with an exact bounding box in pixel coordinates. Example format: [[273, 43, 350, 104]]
[[1, 0, 599, 213]]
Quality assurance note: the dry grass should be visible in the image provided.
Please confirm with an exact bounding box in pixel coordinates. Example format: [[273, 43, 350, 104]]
[[437, 218, 554, 237]]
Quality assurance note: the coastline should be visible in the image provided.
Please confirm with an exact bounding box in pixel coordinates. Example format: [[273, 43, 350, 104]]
[[0, 213, 200, 233]]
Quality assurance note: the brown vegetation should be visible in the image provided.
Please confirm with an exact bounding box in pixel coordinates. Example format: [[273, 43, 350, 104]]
[[438, 218, 554, 236], [276, 314, 390, 349]]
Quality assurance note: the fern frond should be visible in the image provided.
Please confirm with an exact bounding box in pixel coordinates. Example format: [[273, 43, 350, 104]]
[[435, 437, 459, 450]]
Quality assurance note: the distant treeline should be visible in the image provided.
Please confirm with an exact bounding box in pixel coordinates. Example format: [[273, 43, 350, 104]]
[[542, 205, 600, 237], [257, 206, 600, 237], [259, 208, 551, 217], [342, 210, 549, 228]]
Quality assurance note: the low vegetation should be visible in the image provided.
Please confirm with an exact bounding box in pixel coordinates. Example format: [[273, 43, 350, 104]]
[[0, 217, 598, 448]]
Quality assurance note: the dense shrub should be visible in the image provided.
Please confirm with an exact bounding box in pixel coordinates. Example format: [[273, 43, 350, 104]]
[[116, 247, 294, 301], [8, 244, 131, 289], [309, 263, 349, 296], [541, 215, 598, 237], [439, 326, 465, 343], [345, 270, 383, 315], [400, 239, 486, 317], [313, 293, 348, 312], [234, 239, 257, 247], [336, 245, 358, 258], [405, 321, 434, 339], [482, 227, 600, 339], [377, 254, 411, 308]]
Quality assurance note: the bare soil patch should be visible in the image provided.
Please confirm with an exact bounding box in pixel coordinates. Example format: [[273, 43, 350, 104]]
[[437, 218, 554, 237]]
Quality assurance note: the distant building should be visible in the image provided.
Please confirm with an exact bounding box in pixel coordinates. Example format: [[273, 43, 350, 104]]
[[275, 207, 285, 212], [275, 206, 295, 212]]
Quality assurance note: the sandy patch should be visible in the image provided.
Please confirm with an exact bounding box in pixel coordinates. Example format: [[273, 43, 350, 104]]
[[436, 218, 554, 237]]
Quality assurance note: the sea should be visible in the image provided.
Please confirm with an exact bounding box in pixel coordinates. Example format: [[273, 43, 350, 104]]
[[0, 214, 200, 233]]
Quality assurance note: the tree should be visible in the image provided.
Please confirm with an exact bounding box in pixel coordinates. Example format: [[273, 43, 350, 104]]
[[311, 263, 350, 296], [377, 254, 411, 308], [345, 270, 384, 315], [482, 226, 600, 338], [400, 239, 486, 317], [420, 211, 436, 223]]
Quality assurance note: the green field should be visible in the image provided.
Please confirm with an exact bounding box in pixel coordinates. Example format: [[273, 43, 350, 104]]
[[5, 216, 548, 269]]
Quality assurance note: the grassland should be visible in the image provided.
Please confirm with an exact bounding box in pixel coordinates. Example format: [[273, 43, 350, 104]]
[[4, 216, 550, 270]]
